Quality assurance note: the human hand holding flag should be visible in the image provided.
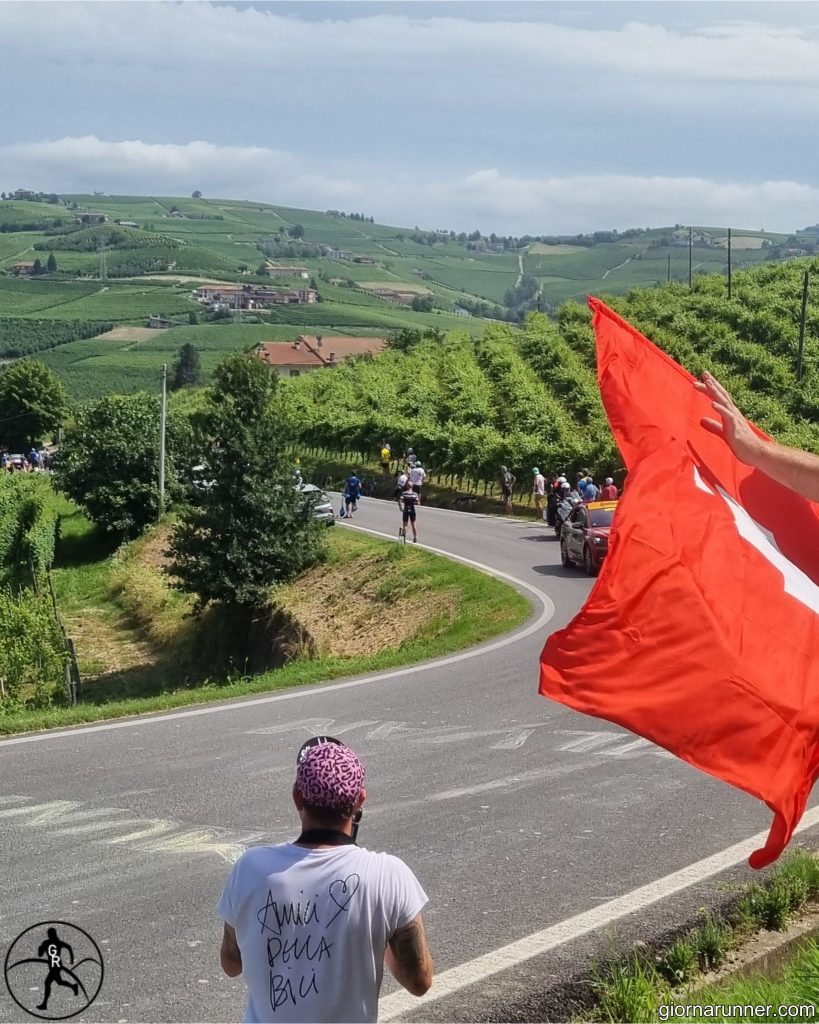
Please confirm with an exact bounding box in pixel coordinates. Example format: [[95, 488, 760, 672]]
[[540, 298, 819, 868]]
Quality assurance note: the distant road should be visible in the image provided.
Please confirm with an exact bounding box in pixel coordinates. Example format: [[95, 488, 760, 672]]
[[1, 497, 816, 1022]]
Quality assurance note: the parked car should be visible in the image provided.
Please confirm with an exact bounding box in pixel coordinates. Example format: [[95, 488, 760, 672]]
[[560, 500, 618, 575], [298, 483, 335, 525]]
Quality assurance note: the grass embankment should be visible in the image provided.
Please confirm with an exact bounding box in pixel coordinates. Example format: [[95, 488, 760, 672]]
[[0, 505, 529, 734], [674, 941, 819, 1022], [580, 851, 819, 1023]]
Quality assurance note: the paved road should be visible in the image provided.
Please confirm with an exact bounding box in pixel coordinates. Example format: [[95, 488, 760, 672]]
[[0, 498, 816, 1022]]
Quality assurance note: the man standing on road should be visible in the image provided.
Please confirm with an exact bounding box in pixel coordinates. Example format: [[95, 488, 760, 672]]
[[583, 476, 599, 503], [218, 738, 433, 1023], [344, 471, 362, 519], [698, 371, 819, 500], [531, 467, 546, 518]]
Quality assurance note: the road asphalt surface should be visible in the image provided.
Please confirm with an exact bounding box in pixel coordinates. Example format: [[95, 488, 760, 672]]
[[1, 496, 817, 1023]]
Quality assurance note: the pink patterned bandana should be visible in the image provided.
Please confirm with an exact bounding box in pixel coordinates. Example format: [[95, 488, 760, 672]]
[[296, 742, 365, 812]]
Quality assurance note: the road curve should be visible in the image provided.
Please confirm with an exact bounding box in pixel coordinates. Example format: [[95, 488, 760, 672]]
[[0, 498, 816, 1023]]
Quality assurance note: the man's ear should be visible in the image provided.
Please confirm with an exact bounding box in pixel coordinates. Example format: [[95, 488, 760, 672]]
[[355, 787, 366, 812], [293, 782, 305, 811]]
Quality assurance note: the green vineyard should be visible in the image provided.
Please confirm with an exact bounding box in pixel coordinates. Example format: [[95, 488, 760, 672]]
[[278, 256, 819, 486]]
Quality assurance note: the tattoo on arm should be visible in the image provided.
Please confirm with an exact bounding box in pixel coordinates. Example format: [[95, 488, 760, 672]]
[[388, 915, 432, 994]]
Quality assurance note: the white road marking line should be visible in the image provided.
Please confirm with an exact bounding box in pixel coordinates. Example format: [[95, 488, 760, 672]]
[[0, 528, 553, 748], [491, 728, 538, 750], [378, 805, 819, 1021], [556, 730, 625, 753]]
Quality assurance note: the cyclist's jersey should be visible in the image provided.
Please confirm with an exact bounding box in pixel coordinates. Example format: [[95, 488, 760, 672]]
[[401, 490, 419, 518], [345, 476, 361, 498], [380, 447, 391, 465]]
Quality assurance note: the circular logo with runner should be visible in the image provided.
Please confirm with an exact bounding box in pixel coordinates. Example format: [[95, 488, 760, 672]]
[[3, 921, 104, 1020]]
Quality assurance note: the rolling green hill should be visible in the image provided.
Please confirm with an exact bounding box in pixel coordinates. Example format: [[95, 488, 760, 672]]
[[1, 191, 816, 402]]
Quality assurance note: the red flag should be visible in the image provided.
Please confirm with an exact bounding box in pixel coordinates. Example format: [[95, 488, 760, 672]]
[[540, 298, 819, 867]]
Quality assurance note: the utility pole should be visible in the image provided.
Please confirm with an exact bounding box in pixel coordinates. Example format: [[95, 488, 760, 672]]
[[159, 363, 167, 517], [727, 227, 732, 300], [688, 227, 693, 289], [797, 271, 810, 383], [667, 253, 671, 283]]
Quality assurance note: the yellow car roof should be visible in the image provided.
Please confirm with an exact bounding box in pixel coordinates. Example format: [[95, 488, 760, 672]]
[[586, 500, 619, 510]]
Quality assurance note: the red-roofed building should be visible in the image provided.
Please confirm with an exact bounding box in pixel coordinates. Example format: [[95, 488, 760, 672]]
[[255, 335, 386, 377]]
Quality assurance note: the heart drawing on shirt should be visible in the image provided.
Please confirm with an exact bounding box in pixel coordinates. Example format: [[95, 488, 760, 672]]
[[327, 874, 361, 924]]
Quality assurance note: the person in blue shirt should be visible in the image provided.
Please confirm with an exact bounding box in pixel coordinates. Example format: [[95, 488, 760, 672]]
[[344, 471, 362, 518]]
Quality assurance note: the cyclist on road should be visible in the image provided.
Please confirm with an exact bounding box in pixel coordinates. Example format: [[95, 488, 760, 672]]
[[400, 482, 420, 543]]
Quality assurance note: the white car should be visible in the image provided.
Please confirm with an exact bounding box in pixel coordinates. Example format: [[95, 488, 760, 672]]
[[298, 483, 336, 525]]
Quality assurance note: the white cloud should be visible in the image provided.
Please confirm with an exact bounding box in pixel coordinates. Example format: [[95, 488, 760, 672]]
[[3, 3, 819, 84], [4, 135, 817, 235]]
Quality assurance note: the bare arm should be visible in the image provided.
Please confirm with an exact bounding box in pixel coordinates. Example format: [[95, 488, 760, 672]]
[[220, 923, 242, 978], [697, 371, 819, 502], [385, 914, 433, 996]]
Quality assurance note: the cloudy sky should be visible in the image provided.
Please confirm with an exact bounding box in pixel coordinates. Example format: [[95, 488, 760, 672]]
[[3, 0, 819, 235]]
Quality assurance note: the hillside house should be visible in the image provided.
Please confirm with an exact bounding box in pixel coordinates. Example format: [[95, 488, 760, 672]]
[[193, 284, 317, 310], [369, 287, 416, 304], [76, 212, 108, 225], [255, 335, 386, 378], [11, 262, 36, 276], [261, 264, 311, 279]]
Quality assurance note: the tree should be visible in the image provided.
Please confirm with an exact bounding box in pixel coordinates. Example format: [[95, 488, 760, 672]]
[[32, 258, 43, 276], [0, 359, 68, 450], [411, 294, 434, 312], [46, 252, 57, 273], [166, 352, 324, 613], [53, 393, 169, 536], [188, 310, 199, 326], [288, 224, 305, 239], [192, 190, 203, 199], [171, 342, 202, 390]]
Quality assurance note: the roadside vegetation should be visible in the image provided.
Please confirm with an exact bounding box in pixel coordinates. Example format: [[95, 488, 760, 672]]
[[575, 851, 819, 1023]]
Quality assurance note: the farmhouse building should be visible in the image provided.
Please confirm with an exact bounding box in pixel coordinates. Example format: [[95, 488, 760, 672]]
[[11, 262, 36, 276], [193, 284, 317, 310], [255, 335, 386, 378], [261, 263, 311, 279], [76, 212, 108, 224]]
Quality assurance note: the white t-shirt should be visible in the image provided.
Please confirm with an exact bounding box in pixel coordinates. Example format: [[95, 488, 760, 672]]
[[409, 466, 426, 487], [218, 843, 427, 1024], [532, 474, 546, 495]]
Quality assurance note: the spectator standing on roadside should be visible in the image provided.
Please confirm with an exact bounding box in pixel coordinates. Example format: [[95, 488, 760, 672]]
[[499, 465, 516, 515], [601, 477, 619, 500], [697, 371, 819, 502], [218, 737, 433, 1023], [405, 448, 417, 471], [380, 442, 392, 478], [394, 468, 408, 504], [532, 467, 546, 518], [583, 476, 599, 502], [409, 461, 426, 504]]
